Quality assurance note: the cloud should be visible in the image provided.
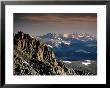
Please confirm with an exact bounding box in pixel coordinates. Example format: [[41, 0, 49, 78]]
[[14, 13, 97, 36], [14, 13, 97, 24]]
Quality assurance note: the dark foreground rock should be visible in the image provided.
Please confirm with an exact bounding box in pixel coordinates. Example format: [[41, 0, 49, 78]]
[[13, 31, 76, 75]]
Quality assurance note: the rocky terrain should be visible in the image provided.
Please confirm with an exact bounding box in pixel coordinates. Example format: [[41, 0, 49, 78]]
[[63, 60, 97, 75], [13, 31, 76, 75]]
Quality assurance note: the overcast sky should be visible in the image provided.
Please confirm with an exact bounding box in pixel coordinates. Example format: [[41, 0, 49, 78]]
[[14, 13, 97, 36]]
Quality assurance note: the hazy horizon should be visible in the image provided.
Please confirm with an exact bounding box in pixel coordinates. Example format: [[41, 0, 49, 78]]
[[14, 13, 97, 36]]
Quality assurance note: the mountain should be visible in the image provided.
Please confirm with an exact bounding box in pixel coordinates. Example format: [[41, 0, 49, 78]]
[[13, 31, 76, 75], [36, 33, 97, 61]]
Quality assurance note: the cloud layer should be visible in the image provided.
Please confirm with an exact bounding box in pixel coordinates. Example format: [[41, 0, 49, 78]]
[[14, 13, 97, 36]]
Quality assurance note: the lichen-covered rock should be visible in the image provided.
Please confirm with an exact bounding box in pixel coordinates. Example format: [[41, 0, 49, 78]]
[[14, 31, 76, 75]]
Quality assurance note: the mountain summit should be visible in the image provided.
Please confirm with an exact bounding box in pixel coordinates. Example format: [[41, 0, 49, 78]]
[[13, 31, 76, 75]]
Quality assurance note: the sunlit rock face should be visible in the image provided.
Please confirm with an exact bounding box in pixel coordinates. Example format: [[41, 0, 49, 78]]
[[13, 31, 76, 75]]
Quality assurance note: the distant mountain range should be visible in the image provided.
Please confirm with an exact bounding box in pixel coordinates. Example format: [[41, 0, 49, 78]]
[[36, 33, 97, 61]]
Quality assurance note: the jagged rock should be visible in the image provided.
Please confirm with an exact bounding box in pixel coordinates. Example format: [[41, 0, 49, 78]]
[[13, 31, 76, 75]]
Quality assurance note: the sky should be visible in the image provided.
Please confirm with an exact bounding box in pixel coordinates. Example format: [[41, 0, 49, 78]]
[[14, 13, 97, 36]]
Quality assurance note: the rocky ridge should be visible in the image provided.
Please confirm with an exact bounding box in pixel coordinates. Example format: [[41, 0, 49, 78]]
[[13, 31, 76, 75]]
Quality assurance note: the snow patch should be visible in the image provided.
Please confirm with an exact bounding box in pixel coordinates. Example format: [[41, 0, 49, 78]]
[[63, 61, 72, 63], [82, 60, 91, 66], [82, 62, 91, 66], [47, 45, 53, 48], [23, 60, 29, 65], [62, 41, 71, 45]]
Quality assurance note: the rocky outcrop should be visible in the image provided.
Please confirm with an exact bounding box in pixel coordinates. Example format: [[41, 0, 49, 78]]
[[14, 31, 76, 75]]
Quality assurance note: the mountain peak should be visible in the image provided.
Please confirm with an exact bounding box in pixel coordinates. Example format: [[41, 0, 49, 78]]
[[14, 31, 76, 75]]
